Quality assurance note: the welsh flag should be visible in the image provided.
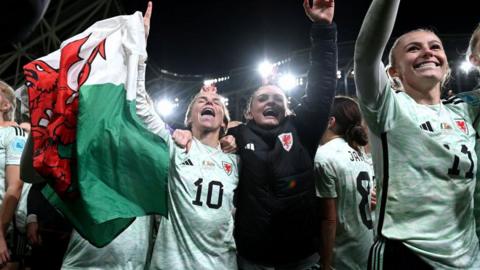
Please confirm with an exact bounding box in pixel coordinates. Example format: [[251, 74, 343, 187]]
[[23, 12, 169, 247]]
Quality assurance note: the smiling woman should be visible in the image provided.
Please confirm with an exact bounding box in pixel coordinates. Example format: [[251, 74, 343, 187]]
[[137, 79, 240, 270], [244, 84, 289, 129], [354, 0, 480, 269], [134, 4, 241, 269], [184, 85, 230, 138], [386, 29, 450, 103], [226, 1, 338, 269]]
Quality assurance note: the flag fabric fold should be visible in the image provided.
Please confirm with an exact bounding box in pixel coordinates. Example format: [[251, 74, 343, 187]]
[[23, 12, 169, 247]]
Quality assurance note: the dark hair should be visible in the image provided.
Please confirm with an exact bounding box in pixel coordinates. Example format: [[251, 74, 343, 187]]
[[331, 96, 367, 151]]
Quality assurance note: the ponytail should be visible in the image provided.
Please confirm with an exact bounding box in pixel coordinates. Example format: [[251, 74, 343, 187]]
[[331, 96, 367, 152]]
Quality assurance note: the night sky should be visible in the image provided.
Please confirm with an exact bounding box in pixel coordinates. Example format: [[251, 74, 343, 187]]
[[123, 0, 479, 75]]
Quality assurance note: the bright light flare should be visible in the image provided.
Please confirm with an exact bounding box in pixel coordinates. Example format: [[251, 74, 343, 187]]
[[460, 61, 474, 74], [222, 97, 229, 106], [258, 60, 275, 78], [156, 98, 178, 117], [278, 73, 297, 91], [204, 79, 215, 86]]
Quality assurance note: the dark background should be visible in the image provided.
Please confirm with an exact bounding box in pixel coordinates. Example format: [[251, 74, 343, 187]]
[[122, 0, 479, 74], [0, 0, 478, 124]]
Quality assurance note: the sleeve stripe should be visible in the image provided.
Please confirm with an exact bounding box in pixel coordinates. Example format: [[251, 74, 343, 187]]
[[442, 97, 463, 105], [13, 126, 26, 137], [377, 132, 390, 237]]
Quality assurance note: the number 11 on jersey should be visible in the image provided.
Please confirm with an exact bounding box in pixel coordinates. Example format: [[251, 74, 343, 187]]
[[444, 144, 474, 179]]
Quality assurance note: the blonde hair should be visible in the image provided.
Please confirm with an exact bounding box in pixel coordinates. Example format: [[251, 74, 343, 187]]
[[0, 80, 16, 121], [387, 29, 451, 91], [184, 91, 231, 137], [467, 23, 480, 69]]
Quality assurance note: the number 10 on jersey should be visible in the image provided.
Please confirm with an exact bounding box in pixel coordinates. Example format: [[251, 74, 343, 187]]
[[192, 178, 224, 209]]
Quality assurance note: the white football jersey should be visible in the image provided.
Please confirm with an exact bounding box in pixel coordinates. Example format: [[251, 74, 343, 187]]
[[359, 84, 480, 269], [452, 89, 480, 244], [135, 74, 239, 270], [61, 216, 153, 270], [0, 126, 30, 232], [0, 126, 27, 200], [149, 137, 239, 270], [315, 138, 374, 270]]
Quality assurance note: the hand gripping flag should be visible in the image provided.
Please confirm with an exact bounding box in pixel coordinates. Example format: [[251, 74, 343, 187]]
[[22, 12, 169, 247]]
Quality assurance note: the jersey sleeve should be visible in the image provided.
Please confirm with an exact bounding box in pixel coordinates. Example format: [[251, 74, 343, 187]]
[[475, 142, 480, 239], [135, 61, 173, 149], [4, 127, 27, 166], [358, 83, 400, 135], [354, 0, 399, 106], [354, 0, 401, 134], [314, 152, 338, 198]]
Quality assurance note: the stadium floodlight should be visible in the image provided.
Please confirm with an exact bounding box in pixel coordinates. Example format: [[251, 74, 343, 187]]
[[156, 98, 177, 117], [222, 97, 229, 106], [204, 79, 215, 86], [258, 60, 275, 78], [278, 73, 297, 91], [460, 61, 474, 74], [204, 76, 230, 86]]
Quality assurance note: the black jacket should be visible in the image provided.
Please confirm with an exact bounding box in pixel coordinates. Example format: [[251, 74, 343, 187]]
[[230, 22, 338, 265], [27, 182, 72, 233]]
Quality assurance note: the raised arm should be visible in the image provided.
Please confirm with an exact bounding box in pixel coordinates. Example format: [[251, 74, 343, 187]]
[[301, 0, 336, 113], [295, 0, 337, 152], [135, 62, 170, 141], [135, 2, 171, 142], [354, 0, 400, 108]]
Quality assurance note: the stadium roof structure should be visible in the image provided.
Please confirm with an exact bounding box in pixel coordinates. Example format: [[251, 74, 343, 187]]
[[0, 0, 126, 87]]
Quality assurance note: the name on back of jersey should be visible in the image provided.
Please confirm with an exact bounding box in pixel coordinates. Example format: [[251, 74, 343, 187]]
[[348, 150, 366, 162]]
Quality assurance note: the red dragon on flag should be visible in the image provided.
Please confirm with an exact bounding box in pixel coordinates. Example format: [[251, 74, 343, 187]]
[[20, 12, 169, 248], [24, 36, 106, 199]]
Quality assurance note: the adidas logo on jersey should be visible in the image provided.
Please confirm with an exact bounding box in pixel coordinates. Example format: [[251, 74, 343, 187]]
[[245, 143, 255, 151], [180, 159, 194, 166], [419, 121, 434, 132], [13, 126, 26, 137]]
